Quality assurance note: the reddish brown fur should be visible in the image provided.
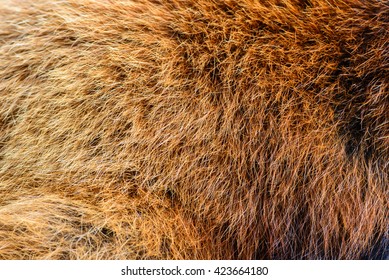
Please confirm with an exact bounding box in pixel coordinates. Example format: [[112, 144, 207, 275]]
[[0, 0, 388, 259]]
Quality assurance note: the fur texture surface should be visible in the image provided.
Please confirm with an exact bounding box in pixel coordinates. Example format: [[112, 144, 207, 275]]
[[0, 0, 388, 259]]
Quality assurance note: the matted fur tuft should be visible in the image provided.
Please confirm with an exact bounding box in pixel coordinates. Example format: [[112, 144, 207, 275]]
[[0, 0, 388, 259]]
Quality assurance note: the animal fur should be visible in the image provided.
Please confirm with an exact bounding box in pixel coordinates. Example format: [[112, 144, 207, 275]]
[[0, 0, 388, 259]]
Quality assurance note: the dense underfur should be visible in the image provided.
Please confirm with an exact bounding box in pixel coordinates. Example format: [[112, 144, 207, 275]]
[[0, 0, 388, 259]]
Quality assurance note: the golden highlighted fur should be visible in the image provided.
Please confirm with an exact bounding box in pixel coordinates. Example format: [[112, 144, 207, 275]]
[[0, 0, 388, 259]]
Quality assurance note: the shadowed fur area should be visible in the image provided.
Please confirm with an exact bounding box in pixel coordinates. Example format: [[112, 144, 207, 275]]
[[0, 0, 388, 259]]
